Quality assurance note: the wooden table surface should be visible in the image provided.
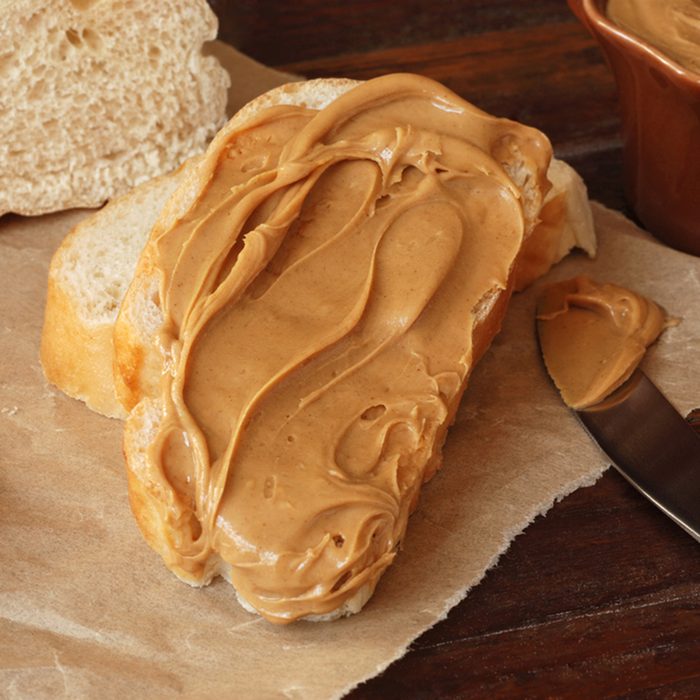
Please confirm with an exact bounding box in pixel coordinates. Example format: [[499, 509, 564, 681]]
[[209, 2, 700, 696]]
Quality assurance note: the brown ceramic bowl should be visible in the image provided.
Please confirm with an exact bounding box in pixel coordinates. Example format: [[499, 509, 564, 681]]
[[569, 0, 700, 256]]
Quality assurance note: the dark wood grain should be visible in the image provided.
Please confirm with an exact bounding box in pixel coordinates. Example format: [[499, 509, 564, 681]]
[[208, 0, 574, 66], [352, 471, 700, 698], [208, 2, 700, 696]]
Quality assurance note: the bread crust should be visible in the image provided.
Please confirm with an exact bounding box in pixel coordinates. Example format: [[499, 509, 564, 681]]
[[41, 272, 123, 418]]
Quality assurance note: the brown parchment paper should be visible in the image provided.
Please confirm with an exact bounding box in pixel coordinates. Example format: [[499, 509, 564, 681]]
[[2, 49, 700, 699]]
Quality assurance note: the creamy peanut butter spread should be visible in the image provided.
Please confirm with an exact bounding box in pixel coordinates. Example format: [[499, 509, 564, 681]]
[[141, 74, 551, 623], [607, 0, 700, 74], [537, 276, 668, 410]]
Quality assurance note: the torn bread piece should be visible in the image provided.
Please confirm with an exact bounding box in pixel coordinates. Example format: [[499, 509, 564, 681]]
[[112, 73, 578, 623], [0, 0, 228, 217]]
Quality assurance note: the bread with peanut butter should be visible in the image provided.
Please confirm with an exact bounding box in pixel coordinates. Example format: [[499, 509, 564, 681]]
[[109, 73, 592, 623], [39, 94, 595, 420], [0, 0, 228, 217]]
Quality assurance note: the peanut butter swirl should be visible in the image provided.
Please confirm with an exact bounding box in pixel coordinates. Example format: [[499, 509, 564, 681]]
[[537, 276, 668, 410], [607, 0, 700, 74], [140, 74, 551, 623]]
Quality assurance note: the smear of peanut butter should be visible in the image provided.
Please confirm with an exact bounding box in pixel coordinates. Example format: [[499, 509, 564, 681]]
[[137, 74, 551, 623], [607, 0, 700, 74], [537, 276, 669, 410]]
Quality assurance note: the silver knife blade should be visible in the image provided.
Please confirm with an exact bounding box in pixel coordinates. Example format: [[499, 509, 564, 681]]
[[576, 369, 700, 542]]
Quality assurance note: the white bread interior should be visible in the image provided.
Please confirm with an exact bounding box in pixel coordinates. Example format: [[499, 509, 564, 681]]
[[0, 0, 229, 217]]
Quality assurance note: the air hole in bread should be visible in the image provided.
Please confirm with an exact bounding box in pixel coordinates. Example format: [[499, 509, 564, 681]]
[[82, 28, 101, 51], [103, 150, 125, 162], [147, 47, 161, 69], [332, 534, 345, 548], [65, 28, 82, 48], [0, 54, 13, 78], [360, 404, 386, 421], [24, 11, 42, 32], [189, 513, 202, 540], [286, 435, 296, 443], [27, 79, 45, 101], [57, 42, 70, 61], [330, 570, 352, 593]]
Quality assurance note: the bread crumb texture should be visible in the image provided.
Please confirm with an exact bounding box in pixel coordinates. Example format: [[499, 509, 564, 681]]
[[53, 173, 182, 325], [0, 0, 229, 216]]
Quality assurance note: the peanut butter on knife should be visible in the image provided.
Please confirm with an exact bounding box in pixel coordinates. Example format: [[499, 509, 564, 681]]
[[536, 276, 672, 410]]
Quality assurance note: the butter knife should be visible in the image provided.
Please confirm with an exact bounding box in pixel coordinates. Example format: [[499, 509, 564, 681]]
[[568, 369, 700, 542]]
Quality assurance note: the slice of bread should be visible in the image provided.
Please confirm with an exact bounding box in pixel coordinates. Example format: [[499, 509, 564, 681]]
[[106, 75, 593, 622], [0, 0, 229, 217]]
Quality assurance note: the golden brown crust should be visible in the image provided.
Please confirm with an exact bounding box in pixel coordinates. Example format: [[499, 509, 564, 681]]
[[41, 267, 125, 419], [123, 409, 189, 577], [113, 272, 158, 413]]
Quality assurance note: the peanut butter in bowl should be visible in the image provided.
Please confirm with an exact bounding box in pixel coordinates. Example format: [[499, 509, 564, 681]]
[[569, 0, 700, 256], [606, 0, 700, 75]]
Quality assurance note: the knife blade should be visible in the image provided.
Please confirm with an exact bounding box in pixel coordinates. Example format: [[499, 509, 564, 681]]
[[575, 369, 700, 542]]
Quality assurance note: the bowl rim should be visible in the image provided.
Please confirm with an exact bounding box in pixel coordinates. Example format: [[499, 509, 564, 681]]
[[569, 0, 700, 87]]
